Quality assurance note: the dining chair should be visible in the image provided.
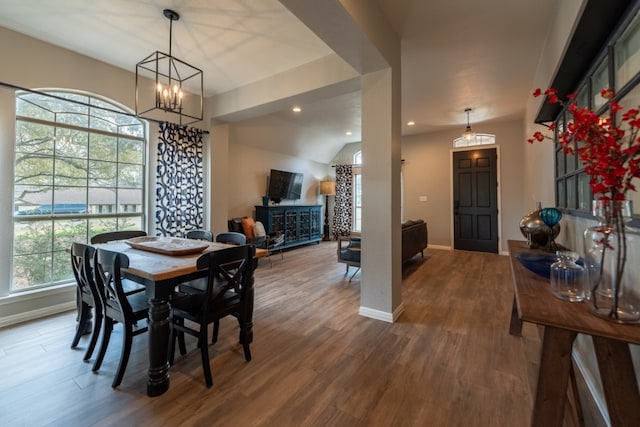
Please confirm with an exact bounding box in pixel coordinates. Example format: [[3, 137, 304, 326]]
[[179, 229, 215, 294], [169, 244, 256, 387], [92, 248, 149, 388], [215, 231, 246, 245], [70, 242, 101, 361], [186, 229, 213, 242], [90, 230, 147, 244]]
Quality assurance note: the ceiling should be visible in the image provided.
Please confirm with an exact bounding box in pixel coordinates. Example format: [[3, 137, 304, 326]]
[[0, 0, 558, 163]]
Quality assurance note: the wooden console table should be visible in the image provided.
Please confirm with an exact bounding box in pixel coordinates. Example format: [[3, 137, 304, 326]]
[[508, 240, 640, 427]]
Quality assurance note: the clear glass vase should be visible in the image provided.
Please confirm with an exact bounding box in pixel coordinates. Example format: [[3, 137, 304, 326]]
[[584, 200, 640, 323], [550, 250, 585, 302]]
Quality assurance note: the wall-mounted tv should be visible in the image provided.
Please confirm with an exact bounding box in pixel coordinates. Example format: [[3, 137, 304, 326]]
[[267, 169, 303, 203]]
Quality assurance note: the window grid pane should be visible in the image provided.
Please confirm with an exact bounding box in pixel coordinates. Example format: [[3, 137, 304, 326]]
[[11, 90, 146, 292]]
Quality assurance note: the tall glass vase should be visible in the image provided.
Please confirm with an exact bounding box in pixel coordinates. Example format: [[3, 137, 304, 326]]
[[584, 200, 640, 323]]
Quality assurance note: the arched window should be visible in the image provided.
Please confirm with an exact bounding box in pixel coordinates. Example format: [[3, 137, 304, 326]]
[[453, 133, 496, 148], [12, 90, 146, 292]]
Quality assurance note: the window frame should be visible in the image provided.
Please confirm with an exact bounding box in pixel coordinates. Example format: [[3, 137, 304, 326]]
[[11, 89, 147, 293], [353, 151, 362, 232], [553, 5, 640, 226]]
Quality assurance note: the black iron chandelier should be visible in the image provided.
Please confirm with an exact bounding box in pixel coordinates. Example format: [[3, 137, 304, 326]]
[[135, 9, 203, 125]]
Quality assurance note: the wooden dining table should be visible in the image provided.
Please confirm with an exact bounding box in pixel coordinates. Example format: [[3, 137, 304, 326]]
[[93, 238, 267, 396]]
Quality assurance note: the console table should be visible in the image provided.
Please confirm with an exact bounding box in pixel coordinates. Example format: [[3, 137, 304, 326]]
[[508, 240, 640, 427], [255, 205, 321, 249]]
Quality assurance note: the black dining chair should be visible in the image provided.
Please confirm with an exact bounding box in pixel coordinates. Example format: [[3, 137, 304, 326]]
[[186, 229, 213, 242], [179, 229, 215, 295], [70, 242, 101, 361], [170, 245, 256, 387], [92, 248, 150, 388], [90, 230, 147, 244], [215, 232, 246, 245]]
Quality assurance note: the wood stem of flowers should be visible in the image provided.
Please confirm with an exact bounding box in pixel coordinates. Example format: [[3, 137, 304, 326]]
[[591, 205, 628, 321], [611, 211, 628, 320]]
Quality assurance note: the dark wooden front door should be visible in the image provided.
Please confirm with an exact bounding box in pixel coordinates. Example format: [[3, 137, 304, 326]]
[[453, 148, 498, 253]]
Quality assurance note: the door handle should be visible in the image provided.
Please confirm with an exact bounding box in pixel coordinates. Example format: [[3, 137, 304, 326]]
[[454, 200, 459, 215]]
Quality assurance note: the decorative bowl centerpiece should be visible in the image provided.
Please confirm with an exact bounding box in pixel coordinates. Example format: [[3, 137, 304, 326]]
[[515, 252, 583, 279]]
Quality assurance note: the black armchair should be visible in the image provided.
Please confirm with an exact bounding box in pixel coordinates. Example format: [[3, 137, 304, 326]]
[[337, 234, 361, 282]]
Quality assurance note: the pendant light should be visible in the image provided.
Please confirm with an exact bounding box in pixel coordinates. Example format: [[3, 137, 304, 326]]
[[462, 108, 476, 141], [135, 9, 203, 125]]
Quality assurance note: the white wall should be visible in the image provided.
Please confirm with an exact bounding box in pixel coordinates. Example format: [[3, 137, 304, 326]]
[[227, 142, 331, 221], [402, 119, 525, 253]]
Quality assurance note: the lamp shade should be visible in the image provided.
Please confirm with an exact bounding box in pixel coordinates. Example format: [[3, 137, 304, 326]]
[[319, 180, 336, 196]]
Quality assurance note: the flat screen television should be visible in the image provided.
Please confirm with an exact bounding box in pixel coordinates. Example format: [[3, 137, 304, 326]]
[[267, 169, 303, 203]]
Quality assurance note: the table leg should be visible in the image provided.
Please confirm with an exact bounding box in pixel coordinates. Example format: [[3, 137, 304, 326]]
[[592, 336, 640, 426], [509, 295, 523, 336], [241, 280, 255, 344], [531, 326, 577, 427], [146, 297, 171, 397]]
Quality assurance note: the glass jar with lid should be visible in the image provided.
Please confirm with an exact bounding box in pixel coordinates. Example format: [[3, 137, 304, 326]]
[[550, 250, 586, 302]]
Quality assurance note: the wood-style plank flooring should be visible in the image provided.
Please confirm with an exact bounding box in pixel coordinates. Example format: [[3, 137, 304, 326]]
[[0, 242, 541, 427]]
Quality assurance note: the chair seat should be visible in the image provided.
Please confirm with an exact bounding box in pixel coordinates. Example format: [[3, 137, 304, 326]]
[[172, 287, 240, 317], [339, 248, 361, 263], [126, 292, 151, 319], [178, 278, 208, 294]]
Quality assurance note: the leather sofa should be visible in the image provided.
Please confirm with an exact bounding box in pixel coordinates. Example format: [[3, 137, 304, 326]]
[[402, 219, 428, 263]]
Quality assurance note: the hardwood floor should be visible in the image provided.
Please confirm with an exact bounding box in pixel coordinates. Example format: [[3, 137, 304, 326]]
[[0, 242, 541, 427]]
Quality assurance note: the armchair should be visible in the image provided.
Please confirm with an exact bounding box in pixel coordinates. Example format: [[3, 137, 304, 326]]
[[228, 217, 284, 267], [337, 234, 361, 282]]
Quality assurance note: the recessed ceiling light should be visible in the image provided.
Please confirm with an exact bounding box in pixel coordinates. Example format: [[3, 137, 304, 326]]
[[345, 131, 352, 136], [292, 106, 302, 113], [407, 121, 415, 126]]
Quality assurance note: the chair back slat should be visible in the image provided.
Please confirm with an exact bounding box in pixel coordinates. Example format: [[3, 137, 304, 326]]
[[215, 232, 247, 245], [196, 245, 256, 310], [94, 248, 134, 322], [186, 229, 214, 242], [91, 230, 147, 244], [70, 242, 98, 303]]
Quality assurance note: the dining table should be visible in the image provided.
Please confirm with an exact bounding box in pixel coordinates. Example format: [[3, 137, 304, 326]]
[[93, 237, 267, 397]]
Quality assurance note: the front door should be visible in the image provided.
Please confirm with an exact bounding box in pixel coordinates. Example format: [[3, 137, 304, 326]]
[[453, 148, 498, 253]]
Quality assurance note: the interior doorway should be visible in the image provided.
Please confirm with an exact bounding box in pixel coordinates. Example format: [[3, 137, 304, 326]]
[[452, 148, 499, 253]]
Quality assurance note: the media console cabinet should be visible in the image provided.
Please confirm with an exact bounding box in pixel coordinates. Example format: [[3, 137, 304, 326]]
[[255, 205, 322, 249]]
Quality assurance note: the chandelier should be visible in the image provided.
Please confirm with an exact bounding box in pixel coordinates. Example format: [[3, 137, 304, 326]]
[[135, 9, 203, 125]]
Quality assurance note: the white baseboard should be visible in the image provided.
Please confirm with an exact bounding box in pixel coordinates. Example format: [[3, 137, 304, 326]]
[[427, 245, 451, 251], [572, 350, 611, 426], [0, 302, 75, 328], [359, 302, 404, 323]]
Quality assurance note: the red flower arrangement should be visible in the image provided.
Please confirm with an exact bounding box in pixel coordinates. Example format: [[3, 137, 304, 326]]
[[528, 87, 640, 202], [530, 88, 640, 321]]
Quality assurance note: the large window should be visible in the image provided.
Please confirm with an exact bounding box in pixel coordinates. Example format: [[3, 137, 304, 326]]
[[353, 151, 362, 232], [12, 91, 146, 292], [554, 6, 640, 217]]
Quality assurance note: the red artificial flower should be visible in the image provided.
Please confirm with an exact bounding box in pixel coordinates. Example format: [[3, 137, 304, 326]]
[[529, 87, 640, 201]]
